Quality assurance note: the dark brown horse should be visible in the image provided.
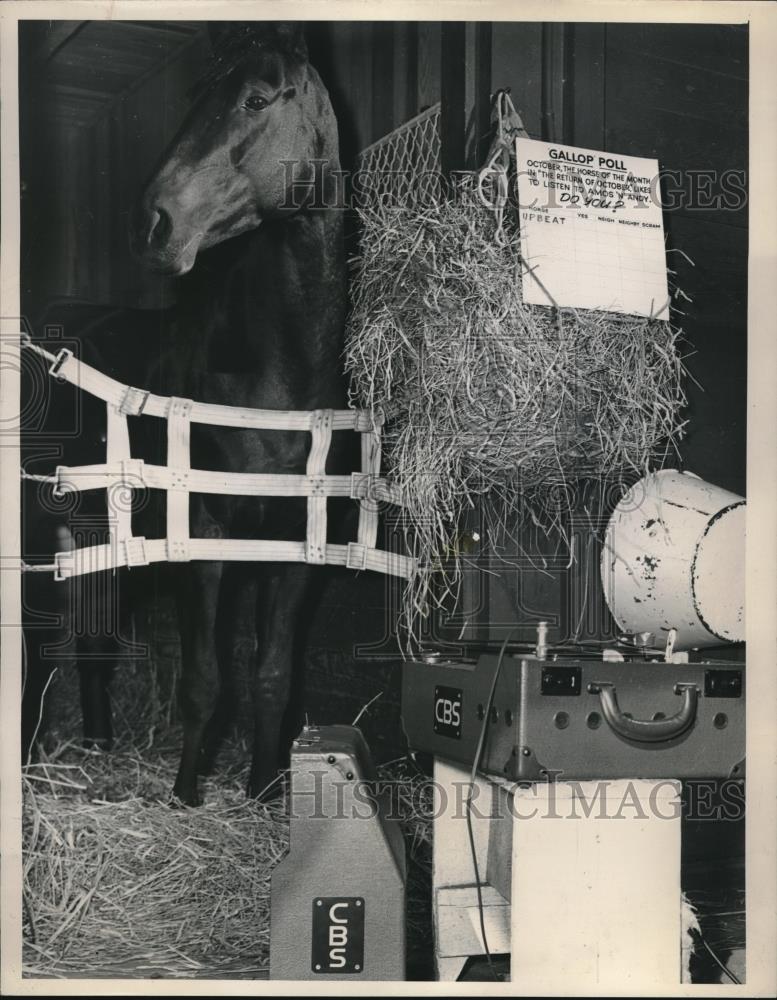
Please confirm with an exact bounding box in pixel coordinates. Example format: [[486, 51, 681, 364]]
[[129, 22, 348, 804]]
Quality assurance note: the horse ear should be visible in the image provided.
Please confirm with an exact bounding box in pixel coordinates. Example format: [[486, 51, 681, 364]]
[[274, 22, 308, 60], [207, 21, 307, 60], [206, 21, 267, 53]]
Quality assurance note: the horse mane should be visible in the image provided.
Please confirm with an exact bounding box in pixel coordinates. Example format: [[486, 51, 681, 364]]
[[190, 22, 308, 102]]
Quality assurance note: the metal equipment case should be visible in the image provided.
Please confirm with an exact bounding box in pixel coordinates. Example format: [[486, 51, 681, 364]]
[[402, 654, 745, 781], [270, 725, 406, 980]]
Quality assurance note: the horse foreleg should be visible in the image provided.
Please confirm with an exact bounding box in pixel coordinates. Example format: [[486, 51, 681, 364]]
[[249, 563, 314, 799], [173, 560, 223, 805], [78, 661, 115, 749]]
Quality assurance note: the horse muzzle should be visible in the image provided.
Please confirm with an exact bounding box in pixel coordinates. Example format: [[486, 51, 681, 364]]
[[129, 202, 204, 276]]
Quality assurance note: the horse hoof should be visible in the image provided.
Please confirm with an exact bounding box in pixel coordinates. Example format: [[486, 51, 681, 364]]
[[171, 785, 200, 808], [82, 737, 112, 752]]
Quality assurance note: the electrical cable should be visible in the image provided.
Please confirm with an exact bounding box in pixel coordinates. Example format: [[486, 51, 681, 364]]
[[696, 932, 742, 985], [464, 625, 522, 982]]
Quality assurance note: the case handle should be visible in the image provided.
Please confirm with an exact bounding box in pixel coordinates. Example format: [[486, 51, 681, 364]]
[[587, 681, 698, 743]]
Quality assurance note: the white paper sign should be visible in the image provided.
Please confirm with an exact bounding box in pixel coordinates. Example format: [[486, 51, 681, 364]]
[[515, 138, 670, 319]]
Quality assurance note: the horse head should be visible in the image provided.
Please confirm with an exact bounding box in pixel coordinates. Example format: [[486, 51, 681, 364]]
[[130, 22, 339, 275]]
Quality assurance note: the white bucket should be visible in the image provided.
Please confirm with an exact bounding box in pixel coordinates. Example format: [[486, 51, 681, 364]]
[[601, 470, 745, 650]]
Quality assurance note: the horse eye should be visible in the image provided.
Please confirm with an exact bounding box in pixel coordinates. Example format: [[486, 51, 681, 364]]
[[243, 95, 269, 112]]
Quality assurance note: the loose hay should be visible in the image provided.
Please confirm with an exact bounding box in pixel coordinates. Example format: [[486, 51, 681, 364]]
[[345, 182, 688, 641], [22, 740, 283, 978], [22, 739, 432, 979]]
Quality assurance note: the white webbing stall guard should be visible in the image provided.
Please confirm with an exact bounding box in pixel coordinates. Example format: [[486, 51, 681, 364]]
[[20, 336, 415, 583]]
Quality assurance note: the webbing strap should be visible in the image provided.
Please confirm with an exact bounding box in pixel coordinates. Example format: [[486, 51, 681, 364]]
[[53, 463, 405, 503], [53, 538, 415, 581], [305, 409, 333, 565], [357, 429, 382, 549], [48, 348, 372, 430], [166, 397, 192, 562], [52, 463, 379, 498], [105, 403, 133, 548]]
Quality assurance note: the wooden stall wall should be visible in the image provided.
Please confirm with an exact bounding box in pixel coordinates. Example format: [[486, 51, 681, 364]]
[[474, 22, 748, 649], [605, 23, 748, 498], [20, 21, 209, 313]]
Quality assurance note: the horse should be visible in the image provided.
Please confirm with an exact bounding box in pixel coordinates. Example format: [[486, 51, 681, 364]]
[[127, 21, 349, 804]]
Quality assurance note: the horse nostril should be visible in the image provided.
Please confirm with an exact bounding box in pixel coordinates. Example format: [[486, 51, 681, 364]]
[[147, 206, 172, 248]]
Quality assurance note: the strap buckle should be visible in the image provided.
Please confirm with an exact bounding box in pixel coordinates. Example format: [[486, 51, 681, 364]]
[[119, 385, 150, 417], [350, 472, 370, 500], [49, 348, 73, 381], [53, 551, 74, 581], [346, 541, 368, 571], [123, 536, 148, 568], [120, 458, 145, 488]]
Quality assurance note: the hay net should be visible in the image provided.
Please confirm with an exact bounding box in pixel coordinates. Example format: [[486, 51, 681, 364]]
[[357, 103, 441, 207], [345, 91, 688, 647]]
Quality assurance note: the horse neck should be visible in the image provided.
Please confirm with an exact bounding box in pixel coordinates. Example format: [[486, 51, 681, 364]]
[[177, 205, 346, 404]]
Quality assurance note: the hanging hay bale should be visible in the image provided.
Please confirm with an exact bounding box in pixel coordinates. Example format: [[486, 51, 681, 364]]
[[22, 738, 433, 979], [345, 156, 688, 642]]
